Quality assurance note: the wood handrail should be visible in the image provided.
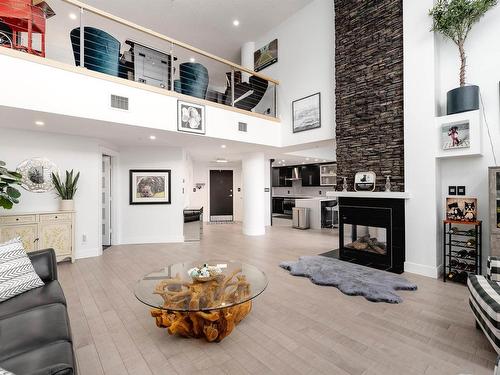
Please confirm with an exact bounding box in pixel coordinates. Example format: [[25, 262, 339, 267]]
[[61, 0, 280, 85]]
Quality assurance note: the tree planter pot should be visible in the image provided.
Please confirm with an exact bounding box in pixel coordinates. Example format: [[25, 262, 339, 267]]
[[447, 85, 479, 115], [59, 199, 74, 211]]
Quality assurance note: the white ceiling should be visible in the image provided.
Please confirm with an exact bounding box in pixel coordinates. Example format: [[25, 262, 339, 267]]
[[72, 0, 314, 63]]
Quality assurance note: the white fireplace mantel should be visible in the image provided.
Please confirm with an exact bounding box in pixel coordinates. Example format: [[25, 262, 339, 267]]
[[325, 191, 411, 199]]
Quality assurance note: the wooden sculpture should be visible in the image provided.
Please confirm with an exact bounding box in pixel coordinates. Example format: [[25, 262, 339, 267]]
[[150, 268, 252, 342]]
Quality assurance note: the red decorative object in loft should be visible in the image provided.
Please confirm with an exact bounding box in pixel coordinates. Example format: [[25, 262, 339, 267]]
[[0, 0, 55, 57]]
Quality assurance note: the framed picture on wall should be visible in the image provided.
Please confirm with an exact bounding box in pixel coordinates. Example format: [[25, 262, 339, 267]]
[[292, 92, 321, 133], [177, 100, 205, 135], [129, 169, 171, 205], [254, 39, 278, 72]]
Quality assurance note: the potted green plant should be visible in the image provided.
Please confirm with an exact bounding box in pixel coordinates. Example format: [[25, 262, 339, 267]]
[[0, 160, 22, 210], [52, 170, 80, 211], [429, 0, 497, 115]]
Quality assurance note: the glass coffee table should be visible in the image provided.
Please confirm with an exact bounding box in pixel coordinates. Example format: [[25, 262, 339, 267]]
[[134, 260, 268, 342]]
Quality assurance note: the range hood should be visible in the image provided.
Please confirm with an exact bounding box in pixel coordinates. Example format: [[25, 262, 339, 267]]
[[285, 167, 302, 180]]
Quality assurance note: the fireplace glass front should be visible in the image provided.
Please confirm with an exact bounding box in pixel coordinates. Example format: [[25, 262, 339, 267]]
[[344, 225, 387, 255]]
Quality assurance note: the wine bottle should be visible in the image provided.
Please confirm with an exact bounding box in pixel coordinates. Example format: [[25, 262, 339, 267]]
[[468, 249, 477, 258], [450, 259, 458, 268], [457, 249, 468, 258], [448, 270, 458, 280], [458, 271, 469, 283], [466, 238, 476, 248]]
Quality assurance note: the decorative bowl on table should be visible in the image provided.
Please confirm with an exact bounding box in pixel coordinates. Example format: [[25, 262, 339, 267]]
[[188, 264, 222, 282]]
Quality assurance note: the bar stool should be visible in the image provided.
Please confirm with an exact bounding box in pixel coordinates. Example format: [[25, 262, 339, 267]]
[[323, 200, 338, 229]]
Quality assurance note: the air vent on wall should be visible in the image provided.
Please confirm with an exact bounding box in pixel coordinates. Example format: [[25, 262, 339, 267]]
[[111, 94, 129, 110], [238, 121, 247, 132]]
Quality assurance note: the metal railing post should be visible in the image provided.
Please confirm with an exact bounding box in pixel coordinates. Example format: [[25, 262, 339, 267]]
[[79, 7, 85, 68], [169, 42, 174, 91], [274, 84, 277, 117], [231, 69, 235, 107]]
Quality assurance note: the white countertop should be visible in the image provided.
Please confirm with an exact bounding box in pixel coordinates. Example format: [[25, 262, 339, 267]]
[[326, 191, 410, 199]]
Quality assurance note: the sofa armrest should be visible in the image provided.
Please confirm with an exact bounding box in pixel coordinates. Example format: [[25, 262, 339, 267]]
[[487, 256, 500, 281], [28, 248, 58, 282]]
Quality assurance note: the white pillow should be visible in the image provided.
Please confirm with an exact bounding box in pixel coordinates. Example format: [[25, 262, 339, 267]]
[[0, 237, 44, 303]]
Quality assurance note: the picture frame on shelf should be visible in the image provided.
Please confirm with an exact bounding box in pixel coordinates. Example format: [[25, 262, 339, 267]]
[[292, 92, 321, 133], [177, 100, 205, 135], [129, 169, 171, 205], [446, 197, 477, 222], [435, 110, 481, 158]]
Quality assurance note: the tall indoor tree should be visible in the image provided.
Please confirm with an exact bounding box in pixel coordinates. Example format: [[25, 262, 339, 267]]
[[430, 0, 497, 86]]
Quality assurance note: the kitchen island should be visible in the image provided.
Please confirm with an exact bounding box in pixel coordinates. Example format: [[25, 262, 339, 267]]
[[295, 196, 338, 229]]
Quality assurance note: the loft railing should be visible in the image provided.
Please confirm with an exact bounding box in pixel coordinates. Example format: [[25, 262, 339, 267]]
[[0, 0, 279, 118]]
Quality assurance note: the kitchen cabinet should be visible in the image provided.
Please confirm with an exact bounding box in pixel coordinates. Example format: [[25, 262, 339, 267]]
[[320, 164, 337, 186], [272, 197, 284, 214], [301, 165, 320, 187], [272, 167, 292, 187]]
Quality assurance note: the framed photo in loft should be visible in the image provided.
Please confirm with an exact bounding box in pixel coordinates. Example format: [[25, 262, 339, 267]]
[[177, 100, 206, 135]]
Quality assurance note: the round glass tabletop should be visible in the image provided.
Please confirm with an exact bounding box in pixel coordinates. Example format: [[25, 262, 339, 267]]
[[134, 260, 268, 312]]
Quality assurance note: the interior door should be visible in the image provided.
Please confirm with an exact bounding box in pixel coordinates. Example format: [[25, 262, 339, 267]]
[[209, 170, 234, 222], [102, 155, 112, 248]]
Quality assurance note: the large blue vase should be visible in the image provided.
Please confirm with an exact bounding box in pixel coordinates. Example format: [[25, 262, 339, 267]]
[[70, 27, 120, 77], [179, 62, 209, 99]]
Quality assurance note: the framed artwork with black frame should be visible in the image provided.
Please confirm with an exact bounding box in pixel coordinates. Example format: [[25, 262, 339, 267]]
[[292, 92, 321, 133], [177, 100, 205, 135], [129, 169, 171, 205]]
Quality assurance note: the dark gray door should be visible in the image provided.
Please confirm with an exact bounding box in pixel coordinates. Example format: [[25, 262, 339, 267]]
[[210, 170, 233, 222]]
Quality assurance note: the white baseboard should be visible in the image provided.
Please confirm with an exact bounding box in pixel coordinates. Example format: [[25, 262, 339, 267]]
[[75, 248, 101, 259], [404, 261, 442, 279], [119, 235, 185, 245]]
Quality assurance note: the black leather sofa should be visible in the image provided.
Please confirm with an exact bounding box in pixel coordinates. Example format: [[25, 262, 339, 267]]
[[0, 249, 76, 375]]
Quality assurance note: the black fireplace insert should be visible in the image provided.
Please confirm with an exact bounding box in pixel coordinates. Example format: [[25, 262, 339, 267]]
[[339, 197, 405, 273]]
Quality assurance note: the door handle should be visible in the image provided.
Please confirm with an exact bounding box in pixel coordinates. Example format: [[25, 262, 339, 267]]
[[229, 194, 233, 197]]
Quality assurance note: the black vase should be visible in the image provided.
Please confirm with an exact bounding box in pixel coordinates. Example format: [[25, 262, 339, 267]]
[[447, 85, 479, 115]]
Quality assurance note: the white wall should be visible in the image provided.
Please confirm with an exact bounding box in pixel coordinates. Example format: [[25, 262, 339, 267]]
[[403, 0, 441, 278], [189, 161, 243, 222], [0, 128, 101, 259], [435, 5, 500, 269], [118, 146, 185, 244], [253, 0, 335, 147]]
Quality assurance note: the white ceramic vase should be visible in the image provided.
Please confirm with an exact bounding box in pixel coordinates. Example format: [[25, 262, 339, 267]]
[[59, 199, 74, 211]]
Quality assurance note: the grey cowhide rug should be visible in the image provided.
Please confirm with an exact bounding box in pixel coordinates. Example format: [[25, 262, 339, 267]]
[[279, 256, 417, 303]]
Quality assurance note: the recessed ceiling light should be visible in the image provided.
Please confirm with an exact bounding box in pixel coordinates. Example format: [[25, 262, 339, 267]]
[[322, 159, 327, 162], [233, 19, 240, 26], [69, 13, 77, 20], [189, 57, 196, 63], [35, 121, 45, 126], [149, 135, 156, 140], [216, 158, 228, 163], [221, 144, 227, 149], [314, 159, 319, 162], [281, 159, 285, 162], [306, 158, 310, 161]]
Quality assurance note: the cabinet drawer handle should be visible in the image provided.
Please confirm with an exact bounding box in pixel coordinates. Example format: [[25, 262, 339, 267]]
[[34, 238, 39, 243], [55, 216, 58, 219], [16, 218, 19, 221]]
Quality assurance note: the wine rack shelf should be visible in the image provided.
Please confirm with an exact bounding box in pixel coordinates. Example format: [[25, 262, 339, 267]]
[[443, 220, 482, 284]]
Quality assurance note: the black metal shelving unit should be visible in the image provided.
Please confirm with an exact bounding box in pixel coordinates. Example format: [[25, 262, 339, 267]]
[[443, 220, 482, 284]]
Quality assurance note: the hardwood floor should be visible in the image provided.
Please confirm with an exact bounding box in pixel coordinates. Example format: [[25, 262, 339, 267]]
[[58, 223, 497, 375]]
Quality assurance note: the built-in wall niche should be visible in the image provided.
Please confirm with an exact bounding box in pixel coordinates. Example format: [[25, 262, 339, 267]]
[[435, 110, 482, 158]]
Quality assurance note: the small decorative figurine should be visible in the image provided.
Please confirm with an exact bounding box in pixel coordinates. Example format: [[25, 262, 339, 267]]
[[384, 175, 392, 192]]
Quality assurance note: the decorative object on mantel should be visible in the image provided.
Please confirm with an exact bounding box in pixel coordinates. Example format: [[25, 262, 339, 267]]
[[338, 176, 348, 192], [446, 197, 478, 222], [0, 160, 22, 210], [292, 92, 321, 133], [384, 175, 392, 192], [435, 110, 481, 158], [279, 256, 417, 304], [429, 0, 497, 115], [354, 171, 376, 192], [16, 157, 58, 193], [52, 170, 80, 211], [129, 169, 171, 205]]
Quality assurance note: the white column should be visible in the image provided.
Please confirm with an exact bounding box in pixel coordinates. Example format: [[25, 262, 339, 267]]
[[242, 152, 266, 236], [241, 41, 255, 82]]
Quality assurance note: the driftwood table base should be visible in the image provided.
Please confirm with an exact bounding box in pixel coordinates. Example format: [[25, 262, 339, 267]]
[[151, 301, 252, 342]]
